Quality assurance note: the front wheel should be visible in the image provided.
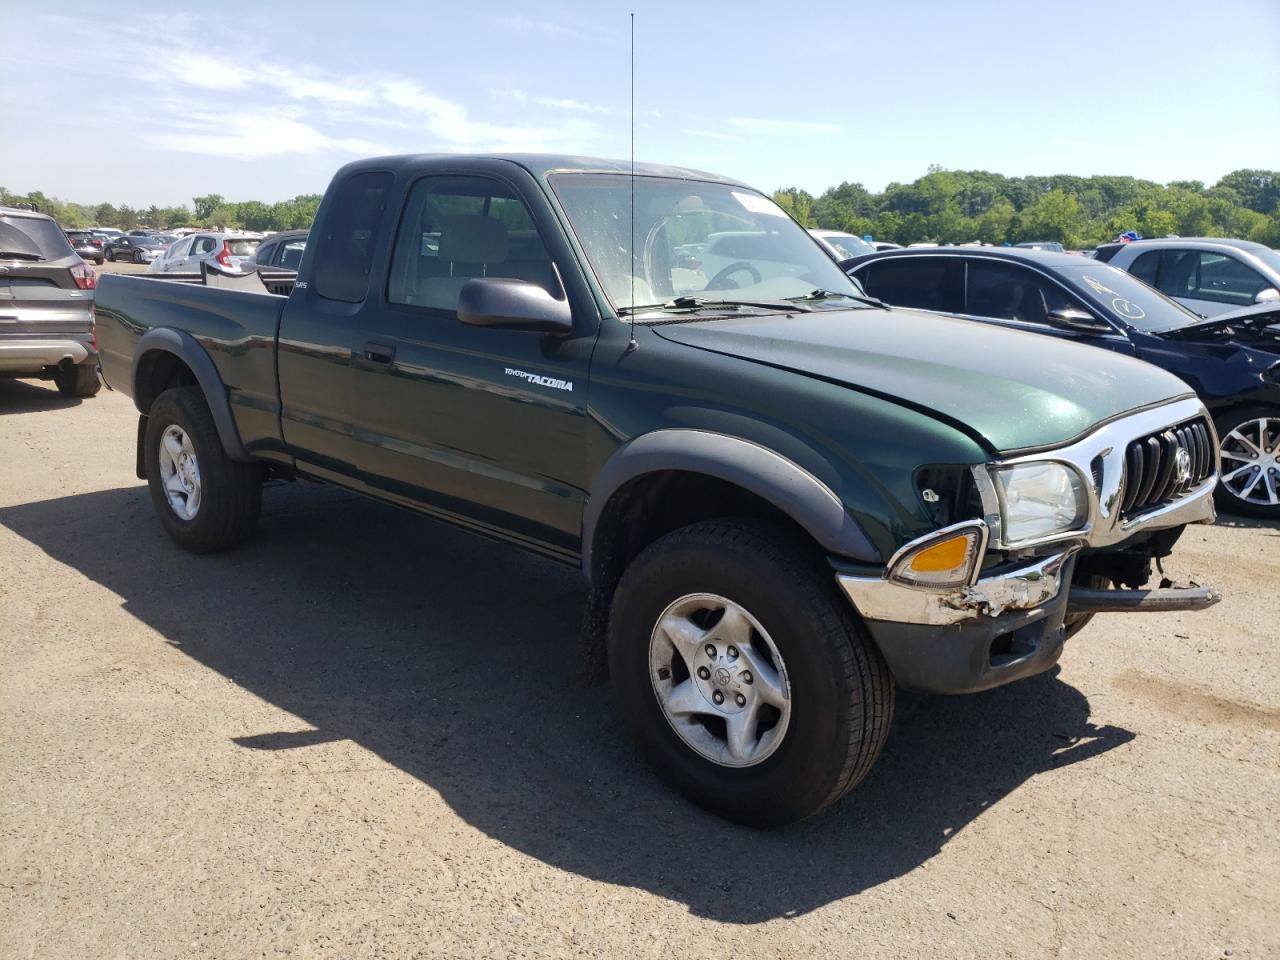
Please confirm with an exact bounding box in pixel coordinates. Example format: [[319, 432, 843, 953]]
[[608, 519, 895, 826], [133, 250, 144, 264], [105, 249, 115, 262], [1214, 407, 1280, 519], [144, 387, 262, 552]]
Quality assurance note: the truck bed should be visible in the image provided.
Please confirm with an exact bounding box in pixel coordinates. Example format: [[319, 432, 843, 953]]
[[95, 272, 288, 454]]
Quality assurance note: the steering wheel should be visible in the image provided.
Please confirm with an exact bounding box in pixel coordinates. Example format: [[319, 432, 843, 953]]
[[706, 261, 762, 291]]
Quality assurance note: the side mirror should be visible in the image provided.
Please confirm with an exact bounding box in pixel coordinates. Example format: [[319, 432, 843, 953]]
[[1254, 287, 1280, 304], [1046, 306, 1111, 333], [458, 278, 572, 334]]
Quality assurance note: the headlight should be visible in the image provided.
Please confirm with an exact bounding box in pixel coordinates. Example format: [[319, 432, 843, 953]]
[[993, 461, 1088, 545]]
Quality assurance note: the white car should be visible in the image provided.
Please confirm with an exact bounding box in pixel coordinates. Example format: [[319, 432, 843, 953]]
[[1101, 237, 1280, 317], [148, 233, 263, 274], [807, 229, 875, 261]]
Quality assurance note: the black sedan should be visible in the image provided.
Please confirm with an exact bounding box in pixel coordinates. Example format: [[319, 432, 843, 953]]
[[104, 235, 167, 264], [64, 229, 105, 264], [843, 247, 1280, 519]]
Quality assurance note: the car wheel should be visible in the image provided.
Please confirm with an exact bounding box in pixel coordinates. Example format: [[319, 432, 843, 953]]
[[53, 362, 101, 398], [1213, 407, 1280, 519], [145, 387, 263, 553], [133, 250, 143, 264], [105, 249, 114, 262], [608, 518, 895, 827]]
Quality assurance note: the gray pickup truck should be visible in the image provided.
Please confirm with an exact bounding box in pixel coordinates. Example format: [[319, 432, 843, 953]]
[[0, 207, 101, 397], [95, 154, 1221, 825]]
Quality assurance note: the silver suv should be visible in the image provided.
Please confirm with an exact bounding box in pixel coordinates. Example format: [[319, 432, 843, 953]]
[[0, 207, 100, 397], [148, 232, 263, 274], [1101, 237, 1280, 317]]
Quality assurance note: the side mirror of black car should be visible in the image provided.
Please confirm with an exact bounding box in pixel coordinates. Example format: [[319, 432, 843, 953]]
[[1045, 307, 1111, 333], [1254, 287, 1279, 305], [458, 278, 572, 334]]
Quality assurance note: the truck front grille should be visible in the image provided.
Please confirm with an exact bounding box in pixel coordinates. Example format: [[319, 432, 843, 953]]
[[1119, 418, 1215, 519]]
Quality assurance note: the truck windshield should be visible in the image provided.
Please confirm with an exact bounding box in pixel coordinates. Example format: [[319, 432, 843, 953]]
[[1057, 263, 1203, 333], [549, 173, 865, 313]]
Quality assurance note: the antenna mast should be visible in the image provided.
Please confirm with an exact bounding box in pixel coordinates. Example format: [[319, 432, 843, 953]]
[[627, 12, 637, 352]]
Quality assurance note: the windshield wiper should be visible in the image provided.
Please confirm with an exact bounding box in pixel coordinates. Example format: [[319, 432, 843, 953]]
[[0, 250, 44, 261], [788, 288, 888, 309], [618, 295, 813, 317]]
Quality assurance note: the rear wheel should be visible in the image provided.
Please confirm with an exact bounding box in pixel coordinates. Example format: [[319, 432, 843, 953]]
[[105, 248, 115, 262], [144, 387, 262, 552], [608, 518, 894, 826], [1214, 407, 1280, 519], [53, 362, 100, 397]]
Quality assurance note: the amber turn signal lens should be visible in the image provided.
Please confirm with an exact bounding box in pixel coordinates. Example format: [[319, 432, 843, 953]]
[[907, 534, 971, 574]]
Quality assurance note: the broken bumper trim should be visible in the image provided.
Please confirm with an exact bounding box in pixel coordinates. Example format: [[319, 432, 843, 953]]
[[837, 549, 1076, 627]]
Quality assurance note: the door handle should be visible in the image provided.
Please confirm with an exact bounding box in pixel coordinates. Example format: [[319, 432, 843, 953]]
[[363, 341, 395, 364]]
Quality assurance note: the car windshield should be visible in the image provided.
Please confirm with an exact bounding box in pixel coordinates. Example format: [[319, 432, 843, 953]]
[[1058, 263, 1203, 332], [818, 234, 875, 259], [549, 173, 866, 314], [1243, 245, 1280, 276]]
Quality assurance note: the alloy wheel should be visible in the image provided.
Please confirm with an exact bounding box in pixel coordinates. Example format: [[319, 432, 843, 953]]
[[648, 593, 791, 768], [157, 424, 202, 520], [1219, 417, 1280, 508]]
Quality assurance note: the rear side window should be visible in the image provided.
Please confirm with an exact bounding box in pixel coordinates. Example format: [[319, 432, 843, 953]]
[[1129, 251, 1160, 286], [313, 171, 394, 303], [0, 215, 75, 259], [859, 257, 963, 313], [277, 240, 306, 269]]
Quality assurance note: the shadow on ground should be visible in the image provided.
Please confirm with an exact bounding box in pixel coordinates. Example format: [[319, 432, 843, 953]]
[[0, 378, 81, 414], [0, 482, 1134, 923]]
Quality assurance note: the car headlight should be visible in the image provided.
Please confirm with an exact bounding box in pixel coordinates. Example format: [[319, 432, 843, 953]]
[[993, 461, 1088, 545]]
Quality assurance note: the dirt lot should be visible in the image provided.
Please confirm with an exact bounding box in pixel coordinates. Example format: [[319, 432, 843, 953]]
[[1, 373, 1277, 959]]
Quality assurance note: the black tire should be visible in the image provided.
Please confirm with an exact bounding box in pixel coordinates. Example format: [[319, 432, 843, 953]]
[[607, 518, 895, 827], [144, 386, 262, 553], [53, 362, 100, 397], [1212, 406, 1280, 520], [94, 256, 104, 265], [105, 248, 114, 262], [133, 250, 143, 264]]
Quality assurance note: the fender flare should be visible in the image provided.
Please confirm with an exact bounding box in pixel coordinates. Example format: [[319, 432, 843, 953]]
[[132, 327, 249, 461], [582, 429, 881, 582]]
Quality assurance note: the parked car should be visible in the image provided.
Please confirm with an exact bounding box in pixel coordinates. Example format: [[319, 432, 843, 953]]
[[808, 229, 875, 260], [104, 235, 167, 264], [92, 227, 124, 241], [245, 229, 307, 272], [0, 207, 100, 396], [96, 154, 1220, 826], [844, 247, 1280, 518], [1094, 238, 1280, 318], [147, 232, 262, 274], [1015, 241, 1065, 253], [64, 229, 105, 264]]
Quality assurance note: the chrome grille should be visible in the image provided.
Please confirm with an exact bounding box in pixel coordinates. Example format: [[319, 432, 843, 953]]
[[1120, 418, 1215, 518]]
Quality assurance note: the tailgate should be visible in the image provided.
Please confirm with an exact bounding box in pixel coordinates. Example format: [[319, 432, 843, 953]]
[[0, 277, 94, 339]]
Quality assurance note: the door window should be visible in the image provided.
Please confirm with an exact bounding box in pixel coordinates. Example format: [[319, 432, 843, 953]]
[[192, 236, 216, 255], [1186, 253, 1269, 306], [387, 176, 559, 314], [857, 257, 963, 313], [277, 240, 306, 270], [965, 260, 1075, 324], [312, 170, 394, 303]]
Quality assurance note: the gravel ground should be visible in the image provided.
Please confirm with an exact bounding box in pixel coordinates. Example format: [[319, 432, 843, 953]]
[[1, 377, 1277, 959]]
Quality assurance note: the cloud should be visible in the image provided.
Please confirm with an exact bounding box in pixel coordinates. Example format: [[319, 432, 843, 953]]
[[680, 128, 744, 142], [727, 118, 842, 136], [144, 111, 389, 159], [535, 96, 621, 115]]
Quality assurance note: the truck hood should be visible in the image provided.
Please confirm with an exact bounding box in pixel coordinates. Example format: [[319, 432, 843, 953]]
[[652, 307, 1195, 454]]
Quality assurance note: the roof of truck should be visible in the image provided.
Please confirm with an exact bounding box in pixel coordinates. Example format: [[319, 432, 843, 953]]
[[345, 153, 749, 188]]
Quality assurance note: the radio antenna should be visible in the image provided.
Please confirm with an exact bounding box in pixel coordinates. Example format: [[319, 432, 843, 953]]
[[627, 12, 638, 353]]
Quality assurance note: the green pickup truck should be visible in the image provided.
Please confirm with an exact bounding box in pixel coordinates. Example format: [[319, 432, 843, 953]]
[[96, 155, 1221, 826]]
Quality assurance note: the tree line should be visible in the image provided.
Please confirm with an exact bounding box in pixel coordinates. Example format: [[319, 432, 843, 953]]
[[5, 168, 1278, 247], [0, 189, 323, 233], [773, 167, 1280, 248]]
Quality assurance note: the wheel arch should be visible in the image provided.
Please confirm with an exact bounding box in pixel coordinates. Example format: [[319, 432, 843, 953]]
[[132, 328, 249, 461], [583, 430, 881, 588]]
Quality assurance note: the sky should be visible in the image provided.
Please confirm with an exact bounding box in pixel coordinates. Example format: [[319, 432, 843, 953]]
[[2, 0, 1279, 208]]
